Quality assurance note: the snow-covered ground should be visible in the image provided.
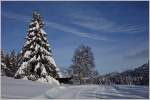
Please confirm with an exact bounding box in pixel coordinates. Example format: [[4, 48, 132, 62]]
[[1, 76, 149, 99], [1, 76, 52, 99], [37, 85, 149, 99]]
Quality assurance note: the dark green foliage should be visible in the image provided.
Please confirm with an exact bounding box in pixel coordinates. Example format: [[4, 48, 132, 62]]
[[1, 50, 20, 77]]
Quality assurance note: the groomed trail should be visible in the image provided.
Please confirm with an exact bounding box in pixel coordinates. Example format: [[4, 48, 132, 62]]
[[37, 84, 149, 99]]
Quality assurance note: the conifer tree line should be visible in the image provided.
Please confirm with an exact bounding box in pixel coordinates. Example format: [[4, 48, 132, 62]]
[[96, 62, 149, 85], [1, 49, 21, 77]]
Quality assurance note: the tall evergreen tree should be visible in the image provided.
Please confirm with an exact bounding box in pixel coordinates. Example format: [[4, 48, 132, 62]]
[[15, 12, 61, 82]]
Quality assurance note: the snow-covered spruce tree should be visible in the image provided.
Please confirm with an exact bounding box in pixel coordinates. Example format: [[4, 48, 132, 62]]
[[15, 12, 61, 84]]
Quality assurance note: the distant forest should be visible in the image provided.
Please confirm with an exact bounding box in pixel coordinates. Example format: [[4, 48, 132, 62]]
[[97, 63, 149, 85]]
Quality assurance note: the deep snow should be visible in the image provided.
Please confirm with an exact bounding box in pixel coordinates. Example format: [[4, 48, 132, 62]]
[[1, 76, 53, 99], [1, 76, 149, 99]]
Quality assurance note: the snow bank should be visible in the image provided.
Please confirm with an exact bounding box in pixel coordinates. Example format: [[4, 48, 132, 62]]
[[36, 76, 60, 86], [1, 76, 54, 99]]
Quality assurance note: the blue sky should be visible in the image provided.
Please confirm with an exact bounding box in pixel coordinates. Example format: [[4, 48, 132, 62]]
[[1, 1, 149, 74]]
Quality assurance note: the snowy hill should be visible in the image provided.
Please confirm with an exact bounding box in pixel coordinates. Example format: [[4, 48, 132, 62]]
[[1, 76, 149, 99]]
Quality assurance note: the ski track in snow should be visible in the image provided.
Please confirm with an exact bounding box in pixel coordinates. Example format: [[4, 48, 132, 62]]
[[1, 76, 149, 99], [37, 85, 149, 99]]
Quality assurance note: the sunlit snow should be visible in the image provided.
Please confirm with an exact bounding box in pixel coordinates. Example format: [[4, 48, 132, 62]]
[[1, 76, 149, 99]]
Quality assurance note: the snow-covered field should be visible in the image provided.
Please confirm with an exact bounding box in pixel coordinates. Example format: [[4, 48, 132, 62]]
[[1, 76, 149, 99], [1, 76, 51, 99]]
